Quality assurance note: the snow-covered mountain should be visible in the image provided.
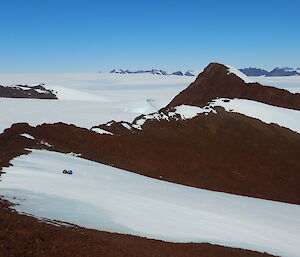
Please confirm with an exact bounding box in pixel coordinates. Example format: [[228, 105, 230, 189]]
[[110, 69, 168, 75], [111, 66, 300, 77], [110, 69, 199, 76], [240, 67, 300, 76], [239, 67, 269, 76]]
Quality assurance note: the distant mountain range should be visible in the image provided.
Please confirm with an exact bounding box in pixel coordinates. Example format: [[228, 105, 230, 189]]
[[110, 69, 198, 76], [240, 67, 300, 77], [110, 67, 300, 77]]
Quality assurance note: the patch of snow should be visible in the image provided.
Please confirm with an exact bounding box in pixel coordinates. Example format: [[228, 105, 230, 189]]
[[121, 123, 132, 130], [91, 128, 113, 135], [0, 149, 299, 257], [131, 105, 216, 130], [105, 121, 114, 126], [210, 98, 300, 134], [34, 89, 48, 94], [132, 118, 146, 130], [44, 142, 53, 147], [132, 112, 170, 130], [170, 105, 216, 119], [20, 133, 35, 140], [18, 86, 31, 91], [67, 152, 82, 157], [226, 65, 252, 83]]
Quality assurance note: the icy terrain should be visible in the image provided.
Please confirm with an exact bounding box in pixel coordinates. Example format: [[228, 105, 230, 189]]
[[0, 73, 193, 133], [0, 72, 299, 133], [210, 98, 300, 134], [0, 149, 299, 257], [250, 75, 300, 93], [122, 98, 300, 134]]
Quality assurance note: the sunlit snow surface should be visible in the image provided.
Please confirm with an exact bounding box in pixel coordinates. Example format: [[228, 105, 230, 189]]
[[251, 75, 300, 94], [20, 133, 35, 140], [226, 65, 253, 83], [210, 98, 300, 134], [0, 149, 300, 257], [0, 72, 300, 133], [91, 127, 113, 135], [0, 73, 193, 133]]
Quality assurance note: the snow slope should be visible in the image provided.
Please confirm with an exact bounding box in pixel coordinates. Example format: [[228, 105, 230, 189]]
[[0, 149, 299, 257], [226, 65, 253, 83], [210, 98, 300, 134]]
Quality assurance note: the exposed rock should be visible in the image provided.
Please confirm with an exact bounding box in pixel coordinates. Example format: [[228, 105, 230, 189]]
[[168, 63, 300, 110], [0, 84, 57, 99]]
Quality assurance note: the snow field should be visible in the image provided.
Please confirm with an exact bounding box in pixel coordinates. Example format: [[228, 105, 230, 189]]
[[0, 71, 299, 133], [0, 73, 191, 133]]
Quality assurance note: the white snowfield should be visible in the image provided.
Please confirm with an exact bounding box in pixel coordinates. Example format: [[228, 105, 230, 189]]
[[251, 75, 300, 94], [210, 98, 300, 134], [1, 149, 300, 257], [0, 71, 299, 133], [0, 73, 193, 133]]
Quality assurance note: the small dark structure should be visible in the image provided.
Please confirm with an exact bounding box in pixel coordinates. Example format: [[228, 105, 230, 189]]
[[62, 170, 73, 175]]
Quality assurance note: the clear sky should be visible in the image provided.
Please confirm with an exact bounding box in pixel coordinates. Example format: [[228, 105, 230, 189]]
[[0, 0, 299, 73]]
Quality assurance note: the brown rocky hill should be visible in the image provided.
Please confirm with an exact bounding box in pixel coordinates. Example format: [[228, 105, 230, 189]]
[[168, 63, 300, 110]]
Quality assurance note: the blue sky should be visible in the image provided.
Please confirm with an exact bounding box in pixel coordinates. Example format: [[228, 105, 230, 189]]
[[0, 0, 299, 73]]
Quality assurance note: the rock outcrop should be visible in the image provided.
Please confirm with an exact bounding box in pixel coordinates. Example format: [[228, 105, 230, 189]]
[[168, 63, 300, 110]]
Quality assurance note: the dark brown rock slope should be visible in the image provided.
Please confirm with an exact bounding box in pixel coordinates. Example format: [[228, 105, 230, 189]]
[[0, 84, 57, 99], [168, 63, 300, 110]]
